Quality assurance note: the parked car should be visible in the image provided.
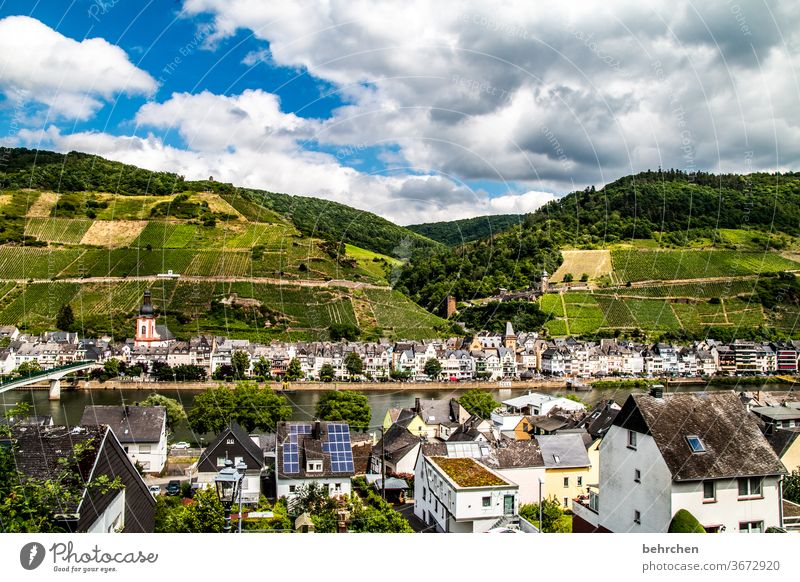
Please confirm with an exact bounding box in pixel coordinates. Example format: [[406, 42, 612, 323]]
[[171, 441, 190, 449], [165, 480, 181, 496], [148, 485, 161, 496]]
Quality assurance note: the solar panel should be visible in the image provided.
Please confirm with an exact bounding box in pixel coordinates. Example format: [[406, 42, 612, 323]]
[[325, 424, 355, 473]]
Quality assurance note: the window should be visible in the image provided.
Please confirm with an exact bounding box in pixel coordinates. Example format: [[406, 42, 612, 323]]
[[634, 469, 641, 483], [234, 456, 244, 466], [334, 483, 341, 492], [138, 444, 151, 454], [738, 477, 763, 498], [627, 430, 637, 449], [686, 435, 706, 453], [289, 485, 296, 493], [216, 457, 226, 467], [703, 480, 716, 502], [422, 488, 427, 501], [563, 477, 569, 488], [577, 476, 583, 487], [482, 496, 491, 507], [141, 325, 146, 335], [634, 510, 641, 524], [563, 497, 568, 508], [226, 438, 234, 445], [739, 521, 764, 533]]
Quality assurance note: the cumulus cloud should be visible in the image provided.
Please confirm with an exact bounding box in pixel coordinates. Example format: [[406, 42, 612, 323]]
[[180, 0, 800, 192], [0, 16, 156, 119]]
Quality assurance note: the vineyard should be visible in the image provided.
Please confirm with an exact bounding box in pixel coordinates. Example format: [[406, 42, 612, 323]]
[[594, 279, 759, 298], [611, 249, 800, 282], [24, 217, 92, 245], [357, 288, 451, 340]]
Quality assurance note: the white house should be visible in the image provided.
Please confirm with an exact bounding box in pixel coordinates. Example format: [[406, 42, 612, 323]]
[[275, 421, 355, 500], [414, 443, 520, 533], [81, 405, 168, 474], [573, 389, 786, 533]]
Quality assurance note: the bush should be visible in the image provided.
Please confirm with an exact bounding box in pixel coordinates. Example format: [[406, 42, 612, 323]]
[[668, 509, 706, 533]]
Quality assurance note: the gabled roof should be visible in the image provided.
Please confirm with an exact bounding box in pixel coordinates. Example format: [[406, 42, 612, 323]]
[[197, 421, 265, 470], [765, 428, 800, 459], [484, 440, 544, 469], [276, 421, 355, 479], [537, 433, 591, 468], [80, 405, 165, 443], [614, 392, 786, 481], [374, 424, 420, 463]]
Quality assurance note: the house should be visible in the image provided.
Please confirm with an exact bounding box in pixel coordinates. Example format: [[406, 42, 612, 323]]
[[492, 391, 585, 431], [275, 421, 355, 500], [448, 414, 495, 443], [133, 289, 175, 349], [194, 422, 267, 504], [537, 433, 592, 508], [481, 440, 546, 505], [10, 425, 155, 532], [765, 428, 800, 474], [384, 398, 470, 440], [414, 443, 519, 533], [573, 389, 786, 533], [369, 424, 421, 475], [81, 405, 168, 474], [750, 405, 800, 430]]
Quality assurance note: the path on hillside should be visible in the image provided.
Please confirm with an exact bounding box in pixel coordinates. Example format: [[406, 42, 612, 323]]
[[0, 275, 391, 290]]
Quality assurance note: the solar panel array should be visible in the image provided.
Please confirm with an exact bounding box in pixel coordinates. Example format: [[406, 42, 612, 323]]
[[322, 423, 355, 473], [282, 423, 312, 474]]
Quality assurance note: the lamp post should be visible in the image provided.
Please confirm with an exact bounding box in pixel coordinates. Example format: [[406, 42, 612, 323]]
[[214, 460, 243, 533], [236, 460, 247, 533], [538, 478, 544, 533]]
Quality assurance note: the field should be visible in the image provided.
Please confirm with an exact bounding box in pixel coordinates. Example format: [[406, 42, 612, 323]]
[[611, 249, 800, 283], [356, 288, 450, 340], [79, 220, 146, 247], [541, 291, 767, 337], [27, 192, 57, 217], [594, 279, 759, 298], [553, 250, 612, 282], [24, 217, 92, 245]]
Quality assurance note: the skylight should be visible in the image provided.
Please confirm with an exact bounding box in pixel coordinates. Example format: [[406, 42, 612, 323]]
[[686, 435, 706, 453]]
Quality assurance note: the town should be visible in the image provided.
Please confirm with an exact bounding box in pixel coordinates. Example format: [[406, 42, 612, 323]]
[[2, 290, 799, 534], [0, 291, 799, 388]]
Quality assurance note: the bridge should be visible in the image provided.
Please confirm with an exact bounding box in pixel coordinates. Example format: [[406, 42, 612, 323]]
[[0, 360, 100, 400]]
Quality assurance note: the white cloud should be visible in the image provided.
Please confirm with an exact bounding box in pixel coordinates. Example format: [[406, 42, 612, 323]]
[[0, 16, 156, 119], [180, 0, 800, 191]]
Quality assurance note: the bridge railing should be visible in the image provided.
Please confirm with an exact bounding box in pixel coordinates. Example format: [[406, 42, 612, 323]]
[[0, 360, 96, 388]]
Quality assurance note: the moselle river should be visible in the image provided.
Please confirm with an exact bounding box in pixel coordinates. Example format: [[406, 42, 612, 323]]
[[0, 382, 793, 444]]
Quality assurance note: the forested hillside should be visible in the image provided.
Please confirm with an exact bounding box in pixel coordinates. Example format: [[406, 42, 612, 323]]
[[406, 214, 522, 246]]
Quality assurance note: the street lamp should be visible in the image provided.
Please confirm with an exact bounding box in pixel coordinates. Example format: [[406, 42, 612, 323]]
[[538, 477, 544, 533], [235, 460, 247, 534], [214, 460, 243, 533]]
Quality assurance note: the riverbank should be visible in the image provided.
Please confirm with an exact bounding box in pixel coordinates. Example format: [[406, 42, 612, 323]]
[[69, 379, 570, 392]]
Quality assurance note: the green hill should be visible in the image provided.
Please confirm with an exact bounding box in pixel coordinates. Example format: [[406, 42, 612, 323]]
[[0, 148, 451, 341], [406, 214, 523, 246]]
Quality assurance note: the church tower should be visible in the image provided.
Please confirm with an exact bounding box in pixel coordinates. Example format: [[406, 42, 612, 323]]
[[134, 289, 163, 348], [503, 321, 517, 350]]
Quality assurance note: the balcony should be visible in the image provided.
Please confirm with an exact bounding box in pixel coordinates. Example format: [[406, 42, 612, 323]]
[[572, 486, 600, 529]]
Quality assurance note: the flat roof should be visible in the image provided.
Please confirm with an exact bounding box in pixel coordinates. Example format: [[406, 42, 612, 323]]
[[430, 457, 510, 488]]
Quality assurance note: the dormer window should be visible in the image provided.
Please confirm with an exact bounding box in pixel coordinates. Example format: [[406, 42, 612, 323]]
[[307, 461, 323, 472], [686, 435, 705, 453]]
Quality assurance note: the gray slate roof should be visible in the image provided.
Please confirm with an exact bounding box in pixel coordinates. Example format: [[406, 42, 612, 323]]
[[618, 392, 786, 481], [537, 433, 591, 468], [80, 405, 165, 443]]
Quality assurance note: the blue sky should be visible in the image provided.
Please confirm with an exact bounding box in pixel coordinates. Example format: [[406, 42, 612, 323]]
[[0, 1, 797, 224]]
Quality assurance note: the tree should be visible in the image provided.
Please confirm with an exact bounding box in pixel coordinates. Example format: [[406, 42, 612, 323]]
[[315, 390, 371, 431], [423, 358, 442, 380], [252, 356, 272, 381], [563, 273, 574, 283], [212, 364, 234, 381], [138, 394, 187, 432], [56, 304, 75, 332], [784, 471, 800, 505], [668, 509, 706, 533], [14, 360, 41, 378], [329, 322, 360, 341], [519, 498, 571, 533], [344, 351, 363, 379], [231, 350, 250, 380], [319, 363, 335, 382], [103, 358, 122, 378], [458, 389, 499, 419], [155, 487, 225, 533], [285, 357, 304, 381], [187, 382, 292, 434], [580, 273, 589, 282]]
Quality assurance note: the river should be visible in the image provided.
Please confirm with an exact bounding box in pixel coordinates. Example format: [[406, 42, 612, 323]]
[[1, 381, 795, 444]]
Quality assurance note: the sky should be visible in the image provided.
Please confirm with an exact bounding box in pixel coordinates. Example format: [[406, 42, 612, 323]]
[[0, 0, 798, 225]]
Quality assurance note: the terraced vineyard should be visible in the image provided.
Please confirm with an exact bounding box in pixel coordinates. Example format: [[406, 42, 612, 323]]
[[25, 218, 92, 245], [611, 249, 800, 283]]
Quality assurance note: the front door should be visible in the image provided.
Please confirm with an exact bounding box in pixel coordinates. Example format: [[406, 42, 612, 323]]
[[503, 495, 514, 516]]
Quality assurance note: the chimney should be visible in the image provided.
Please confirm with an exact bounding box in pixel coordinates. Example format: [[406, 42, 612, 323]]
[[315, 420, 323, 439], [650, 384, 664, 399], [415, 398, 421, 414]]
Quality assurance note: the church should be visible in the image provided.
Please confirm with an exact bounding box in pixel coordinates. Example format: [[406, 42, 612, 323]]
[[133, 289, 175, 349]]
